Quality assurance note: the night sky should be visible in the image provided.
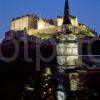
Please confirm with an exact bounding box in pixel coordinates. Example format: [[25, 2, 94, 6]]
[[0, 0, 100, 40]]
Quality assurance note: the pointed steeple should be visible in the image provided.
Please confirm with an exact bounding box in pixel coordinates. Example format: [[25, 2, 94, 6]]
[[63, 0, 71, 25]]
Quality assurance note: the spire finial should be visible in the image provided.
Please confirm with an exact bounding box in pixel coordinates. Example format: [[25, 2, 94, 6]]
[[63, 0, 71, 25]]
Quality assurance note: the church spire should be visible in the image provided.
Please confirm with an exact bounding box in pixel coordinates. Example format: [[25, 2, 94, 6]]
[[63, 0, 71, 25]]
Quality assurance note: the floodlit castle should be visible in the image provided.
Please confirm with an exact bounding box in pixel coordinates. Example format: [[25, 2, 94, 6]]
[[10, 15, 78, 33], [8, 1, 96, 40], [1, 0, 100, 100], [7, 1, 98, 99]]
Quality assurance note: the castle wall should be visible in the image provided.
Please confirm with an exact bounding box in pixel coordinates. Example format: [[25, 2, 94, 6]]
[[11, 16, 37, 31], [56, 17, 63, 27], [56, 17, 78, 27], [71, 17, 78, 27], [28, 26, 60, 36], [37, 19, 46, 29], [10, 15, 80, 37], [37, 19, 54, 30]]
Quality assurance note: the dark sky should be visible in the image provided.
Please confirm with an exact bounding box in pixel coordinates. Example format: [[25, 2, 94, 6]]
[[0, 0, 100, 40]]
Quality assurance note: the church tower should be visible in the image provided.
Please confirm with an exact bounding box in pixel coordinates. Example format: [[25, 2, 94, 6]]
[[63, 0, 71, 25], [56, 0, 79, 99]]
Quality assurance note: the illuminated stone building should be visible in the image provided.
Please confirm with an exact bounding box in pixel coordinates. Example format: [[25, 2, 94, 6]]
[[1, 0, 100, 100], [9, 1, 95, 39]]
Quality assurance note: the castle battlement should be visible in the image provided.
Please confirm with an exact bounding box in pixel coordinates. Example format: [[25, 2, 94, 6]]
[[10, 15, 78, 35], [8, 0, 96, 40]]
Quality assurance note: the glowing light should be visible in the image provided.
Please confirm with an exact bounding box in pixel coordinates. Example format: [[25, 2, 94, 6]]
[[43, 83, 48, 87], [46, 84, 48, 86], [49, 88, 52, 91], [43, 92, 46, 95]]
